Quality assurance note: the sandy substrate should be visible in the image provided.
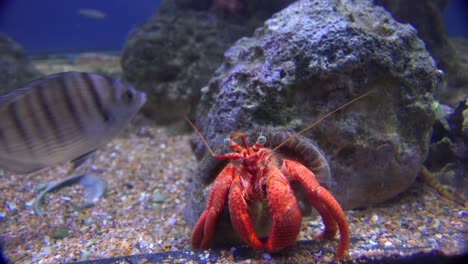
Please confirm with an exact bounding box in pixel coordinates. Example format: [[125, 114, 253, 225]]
[[0, 121, 466, 264]]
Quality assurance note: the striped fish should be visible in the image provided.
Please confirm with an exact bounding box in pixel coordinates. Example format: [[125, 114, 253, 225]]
[[0, 71, 146, 174]]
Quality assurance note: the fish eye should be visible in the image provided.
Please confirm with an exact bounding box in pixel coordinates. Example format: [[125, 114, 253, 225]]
[[257, 135, 266, 145], [121, 90, 134, 104]]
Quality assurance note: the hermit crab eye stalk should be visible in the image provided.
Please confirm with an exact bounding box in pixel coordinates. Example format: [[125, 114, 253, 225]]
[[224, 138, 230, 145], [256, 135, 267, 145]]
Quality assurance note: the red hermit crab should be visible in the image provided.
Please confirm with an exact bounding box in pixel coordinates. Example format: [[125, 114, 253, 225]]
[[187, 132, 353, 256], [184, 92, 373, 257]]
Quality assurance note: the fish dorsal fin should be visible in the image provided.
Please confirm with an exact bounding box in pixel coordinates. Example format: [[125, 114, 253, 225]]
[[70, 150, 96, 171], [0, 85, 34, 109], [0, 72, 80, 109]]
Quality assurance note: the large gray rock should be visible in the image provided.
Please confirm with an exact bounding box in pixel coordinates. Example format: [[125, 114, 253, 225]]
[[121, 0, 294, 123], [0, 33, 41, 95], [189, 0, 443, 210]]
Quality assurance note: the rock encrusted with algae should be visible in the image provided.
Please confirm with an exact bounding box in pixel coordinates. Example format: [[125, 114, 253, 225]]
[[190, 0, 443, 210]]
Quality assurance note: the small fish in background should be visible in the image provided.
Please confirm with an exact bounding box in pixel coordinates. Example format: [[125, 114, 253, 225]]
[[0, 71, 146, 214], [78, 8, 107, 19]]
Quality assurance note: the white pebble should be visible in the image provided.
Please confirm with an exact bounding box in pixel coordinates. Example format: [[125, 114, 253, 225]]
[[430, 219, 441, 230], [6, 202, 17, 210], [139, 192, 148, 201], [25, 199, 35, 207], [384, 241, 393, 248], [368, 240, 378, 247], [168, 217, 177, 226], [60, 196, 72, 202], [371, 214, 379, 222], [308, 219, 321, 226]]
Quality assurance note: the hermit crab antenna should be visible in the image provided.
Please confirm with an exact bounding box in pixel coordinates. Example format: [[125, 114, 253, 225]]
[[272, 89, 376, 153], [184, 115, 216, 156]]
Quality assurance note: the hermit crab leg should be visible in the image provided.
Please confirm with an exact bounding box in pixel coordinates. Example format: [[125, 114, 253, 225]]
[[309, 201, 339, 239], [264, 165, 302, 252], [191, 165, 236, 248], [228, 174, 264, 250], [282, 160, 349, 257]]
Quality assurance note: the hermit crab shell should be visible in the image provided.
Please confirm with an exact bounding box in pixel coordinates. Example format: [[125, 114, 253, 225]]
[[183, 126, 331, 245]]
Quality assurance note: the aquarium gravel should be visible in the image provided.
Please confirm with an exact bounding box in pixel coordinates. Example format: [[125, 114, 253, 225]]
[[0, 55, 466, 263]]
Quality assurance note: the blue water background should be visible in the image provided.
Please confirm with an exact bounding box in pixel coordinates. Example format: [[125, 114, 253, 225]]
[[442, 0, 468, 38], [0, 0, 466, 54], [0, 0, 160, 53]]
